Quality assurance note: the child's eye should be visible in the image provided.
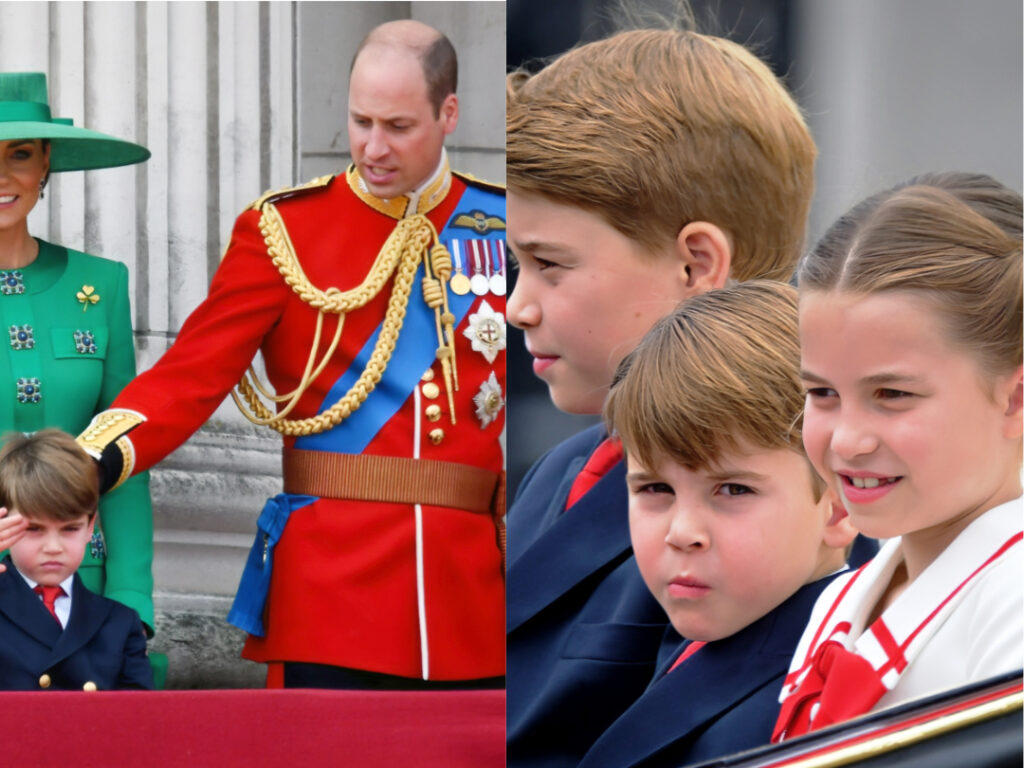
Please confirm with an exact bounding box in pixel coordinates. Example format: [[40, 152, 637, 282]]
[[718, 483, 754, 497], [804, 387, 837, 399], [632, 482, 673, 496], [877, 388, 914, 400], [535, 257, 559, 272]]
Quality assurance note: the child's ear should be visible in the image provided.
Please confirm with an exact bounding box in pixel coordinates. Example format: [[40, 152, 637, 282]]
[[999, 364, 1023, 439], [674, 221, 732, 294], [821, 491, 857, 551]]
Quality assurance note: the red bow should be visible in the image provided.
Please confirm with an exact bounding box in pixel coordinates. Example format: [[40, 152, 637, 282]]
[[772, 634, 888, 742]]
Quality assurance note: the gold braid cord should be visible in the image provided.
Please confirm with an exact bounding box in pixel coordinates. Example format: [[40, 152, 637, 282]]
[[231, 202, 451, 436]]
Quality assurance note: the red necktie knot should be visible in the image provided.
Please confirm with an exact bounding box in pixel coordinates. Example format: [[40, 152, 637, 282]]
[[565, 437, 623, 510], [34, 584, 65, 624]]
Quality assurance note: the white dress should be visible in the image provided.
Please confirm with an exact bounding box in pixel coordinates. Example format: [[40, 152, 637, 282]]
[[774, 497, 1023, 739]]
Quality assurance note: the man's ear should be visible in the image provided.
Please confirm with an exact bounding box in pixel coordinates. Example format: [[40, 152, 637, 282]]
[[440, 93, 459, 135], [821, 491, 857, 551], [674, 221, 732, 294]]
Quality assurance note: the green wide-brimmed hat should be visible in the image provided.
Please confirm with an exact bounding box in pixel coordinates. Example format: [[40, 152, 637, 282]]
[[0, 72, 150, 172]]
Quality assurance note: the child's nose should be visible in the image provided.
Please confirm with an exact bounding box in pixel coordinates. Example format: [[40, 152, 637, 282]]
[[507, 276, 539, 329], [664, 506, 709, 551], [830, 412, 877, 460]]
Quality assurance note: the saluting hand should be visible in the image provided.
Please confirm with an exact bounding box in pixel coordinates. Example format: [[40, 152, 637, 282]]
[[0, 507, 28, 570]]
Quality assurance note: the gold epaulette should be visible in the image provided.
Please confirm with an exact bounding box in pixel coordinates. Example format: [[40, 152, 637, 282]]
[[247, 175, 335, 212], [452, 170, 506, 195]]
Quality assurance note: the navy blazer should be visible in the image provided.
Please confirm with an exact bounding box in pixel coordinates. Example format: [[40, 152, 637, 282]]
[[577, 577, 839, 768], [507, 425, 677, 768], [0, 556, 153, 690]]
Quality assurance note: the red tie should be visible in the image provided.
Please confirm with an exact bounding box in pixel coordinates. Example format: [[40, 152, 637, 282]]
[[34, 585, 64, 625], [667, 640, 707, 674], [565, 437, 623, 510]]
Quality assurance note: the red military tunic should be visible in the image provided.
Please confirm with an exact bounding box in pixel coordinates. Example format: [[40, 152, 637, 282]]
[[90, 160, 506, 680]]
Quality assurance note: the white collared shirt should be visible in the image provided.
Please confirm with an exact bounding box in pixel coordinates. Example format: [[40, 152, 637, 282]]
[[16, 568, 74, 629]]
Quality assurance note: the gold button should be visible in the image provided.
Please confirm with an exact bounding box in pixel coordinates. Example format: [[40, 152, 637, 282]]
[[422, 382, 440, 399], [425, 404, 442, 422], [429, 428, 444, 445], [38, 674, 51, 689], [83, 681, 98, 692], [421, 368, 435, 382]]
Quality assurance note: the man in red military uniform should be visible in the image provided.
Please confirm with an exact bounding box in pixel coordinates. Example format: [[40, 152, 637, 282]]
[[77, 19, 506, 689]]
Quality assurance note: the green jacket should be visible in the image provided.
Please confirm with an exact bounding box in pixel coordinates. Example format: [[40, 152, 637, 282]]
[[0, 238, 154, 631]]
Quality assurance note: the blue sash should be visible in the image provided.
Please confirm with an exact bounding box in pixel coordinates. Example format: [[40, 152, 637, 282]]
[[295, 183, 505, 454], [227, 493, 315, 636]]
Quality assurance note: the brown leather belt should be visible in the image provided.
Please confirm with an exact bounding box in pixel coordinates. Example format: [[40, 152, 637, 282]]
[[282, 448, 499, 514]]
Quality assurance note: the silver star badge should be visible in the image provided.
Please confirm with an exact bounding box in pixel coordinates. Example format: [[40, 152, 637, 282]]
[[463, 299, 506, 364], [473, 371, 504, 429]]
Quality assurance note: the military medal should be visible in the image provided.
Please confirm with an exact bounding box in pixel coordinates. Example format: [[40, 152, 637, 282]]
[[469, 240, 489, 296], [473, 371, 504, 428], [463, 300, 506, 364], [448, 240, 471, 296], [489, 240, 506, 296]]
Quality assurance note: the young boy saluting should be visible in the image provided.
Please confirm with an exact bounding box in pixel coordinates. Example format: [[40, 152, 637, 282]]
[[579, 281, 856, 768], [0, 429, 152, 691]]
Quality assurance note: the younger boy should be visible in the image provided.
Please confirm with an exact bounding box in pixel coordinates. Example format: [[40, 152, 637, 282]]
[[0, 429, 152, 691], [506, 25, 820, 767], [578, 281, 856, 768]]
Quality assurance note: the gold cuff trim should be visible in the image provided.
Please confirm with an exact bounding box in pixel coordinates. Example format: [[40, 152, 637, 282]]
[[76, 409, 146, 459], [111, 436, 135, 491]]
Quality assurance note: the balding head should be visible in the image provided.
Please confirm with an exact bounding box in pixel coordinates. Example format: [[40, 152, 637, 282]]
[[351, 20, 458, 117]]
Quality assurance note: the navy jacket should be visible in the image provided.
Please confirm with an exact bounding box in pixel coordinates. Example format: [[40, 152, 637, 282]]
[[507, 425, 677, 768], [0, 556, 153, 690], [577, 577, 839, 768]]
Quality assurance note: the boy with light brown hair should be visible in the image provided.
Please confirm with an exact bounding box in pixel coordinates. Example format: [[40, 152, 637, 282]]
[[577, 280, 855, 767], [0, 429, 152, 690]]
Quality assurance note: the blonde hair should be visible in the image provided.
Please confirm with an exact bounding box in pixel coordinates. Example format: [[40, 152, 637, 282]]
[[507, 28, 816, 281], [605, 280, 822, 499], [798, 172, 1023, 378], [0, 429, 98, 522]]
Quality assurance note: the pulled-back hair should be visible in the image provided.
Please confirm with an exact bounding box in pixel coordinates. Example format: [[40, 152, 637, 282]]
[[507, 28, 816, 281], [798, 172, 1023, 378], [0, 429, 98, 522], [605, 280, 818, 497]]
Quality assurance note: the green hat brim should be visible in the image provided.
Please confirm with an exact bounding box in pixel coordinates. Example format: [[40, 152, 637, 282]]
[[0, 121, 150, 172]]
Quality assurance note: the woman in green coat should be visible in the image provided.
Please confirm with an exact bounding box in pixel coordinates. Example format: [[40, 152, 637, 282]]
[[0, 72, 163, 684]]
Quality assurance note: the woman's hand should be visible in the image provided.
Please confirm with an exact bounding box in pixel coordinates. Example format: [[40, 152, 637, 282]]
[[0, 507, 28, 570]]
